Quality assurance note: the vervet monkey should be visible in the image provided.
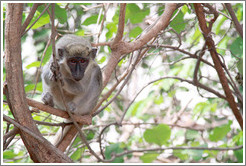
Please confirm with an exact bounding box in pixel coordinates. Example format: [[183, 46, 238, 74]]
[[41, 34, 102, 150]]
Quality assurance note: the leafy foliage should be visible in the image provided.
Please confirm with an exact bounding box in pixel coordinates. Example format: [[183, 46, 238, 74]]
[[144, 124, 171, 146]]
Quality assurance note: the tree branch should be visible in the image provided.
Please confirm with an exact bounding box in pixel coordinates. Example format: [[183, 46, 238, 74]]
[[194, 3, 243, 130], [123, 3, 177, 54], [27, 98, 92, 125], [112, 3, 126, 46], [107, 145, 243, 162], [22, 4, 51, 36], [102, 3, 177, 87], [224, 3, 243, 38], [21, 3, 40, 35]]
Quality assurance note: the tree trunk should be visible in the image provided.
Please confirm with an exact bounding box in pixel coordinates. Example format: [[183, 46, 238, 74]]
[[4, 3, 72, 163]]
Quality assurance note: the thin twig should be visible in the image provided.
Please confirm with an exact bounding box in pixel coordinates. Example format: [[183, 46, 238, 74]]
[[106, 145, 243, 162], [224, 3, 243, 38], [146, 44, 214, 68], [21, 3, 40, 35]]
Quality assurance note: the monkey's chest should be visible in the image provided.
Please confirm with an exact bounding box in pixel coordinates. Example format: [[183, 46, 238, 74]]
[[51, 87, 76, 109]]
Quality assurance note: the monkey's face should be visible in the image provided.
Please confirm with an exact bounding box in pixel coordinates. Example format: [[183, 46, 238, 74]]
[[67, 57, 89, 81]]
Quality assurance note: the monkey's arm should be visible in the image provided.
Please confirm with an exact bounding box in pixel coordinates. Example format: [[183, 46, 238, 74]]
[[41, 61, 62, 107]]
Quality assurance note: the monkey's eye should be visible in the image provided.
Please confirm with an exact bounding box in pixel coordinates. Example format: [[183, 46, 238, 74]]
[[70, 60, 77, 63], [80, 59, 87, 63]]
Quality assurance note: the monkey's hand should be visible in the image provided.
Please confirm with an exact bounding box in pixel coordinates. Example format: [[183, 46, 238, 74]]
[[42, 92, 54, 107], [50, 62, 64, 86]]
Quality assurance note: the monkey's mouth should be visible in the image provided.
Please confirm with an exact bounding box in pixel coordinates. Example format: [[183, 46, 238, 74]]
[[72, 73, 84, 81], [74, 78, 82, 81]]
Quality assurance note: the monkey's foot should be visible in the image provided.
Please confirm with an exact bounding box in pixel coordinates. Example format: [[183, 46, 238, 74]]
[[42, 92, 54, 107], [67, 101, 76, 113]]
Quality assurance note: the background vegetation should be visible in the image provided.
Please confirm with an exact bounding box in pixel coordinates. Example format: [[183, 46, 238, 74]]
[[2, 3, 244, 163]]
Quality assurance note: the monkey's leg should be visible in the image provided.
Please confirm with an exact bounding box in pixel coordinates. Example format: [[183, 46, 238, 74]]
[[56, 124, 83, 152]]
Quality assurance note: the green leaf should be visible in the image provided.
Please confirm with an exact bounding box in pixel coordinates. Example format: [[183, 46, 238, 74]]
[[173, 149, 189, 161], [193, 101, 217, 117], [233, 131, 243, 145], [230, 37, 243, 58], [185, 130, 199, 140], [3, 150, 24, 159], [233, 131, 243, 162], [43, 45, 52, 65], [105, 143, 124, 163], [75, 30, 85, 36], [181, 4, 191, 14], [129, 26, 142, 38], [140, 153, 159, 163], [234, 149, 243, 163], [237, 59, 243, 75], [82, 14, 103, 26], [106, 22, 117, 39], [26, 61, 41, 69], [25, 82, 42, 93], [215, 16, 227, 34], [154, 95, 164, 105], [143, 124, 171, 146], [189, 150, 203, 161], [209, 120, 232, 142], [126, 4, 150, 24], [55, 4, 67, 24], [70, 148, 83, 160], [31, 13, 50, 29], [170, 10, 186, 33], [126, 96, 152, 118], [86, 130, 95, 140], [98, 56, 106, 64], [3, 150, 16, 159], [191, 25, 202, 44]]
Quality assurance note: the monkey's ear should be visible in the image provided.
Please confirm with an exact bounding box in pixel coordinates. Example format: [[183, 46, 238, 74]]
[[58, 48, 65, 59], [90, 48, 97, 59]]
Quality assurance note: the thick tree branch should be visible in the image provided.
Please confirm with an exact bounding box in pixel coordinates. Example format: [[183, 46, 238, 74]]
[[102, 3, 177, 87], [27, 98, 92, 125], [194, 3, 243, 130]]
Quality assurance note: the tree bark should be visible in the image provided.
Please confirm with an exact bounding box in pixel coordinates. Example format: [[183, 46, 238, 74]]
[[5, 3, 72, 163]]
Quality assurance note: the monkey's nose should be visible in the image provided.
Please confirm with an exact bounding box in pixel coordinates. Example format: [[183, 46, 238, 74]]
[[73, 73, 84, 81]]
